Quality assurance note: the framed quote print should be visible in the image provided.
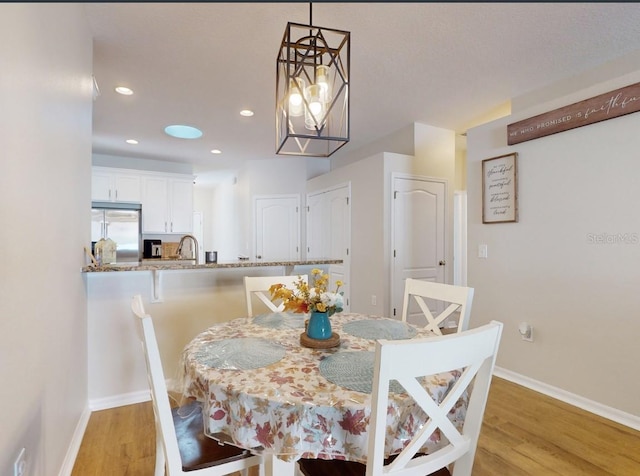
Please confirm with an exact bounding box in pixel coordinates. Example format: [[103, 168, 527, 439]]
[[482, 152, 518, 224]]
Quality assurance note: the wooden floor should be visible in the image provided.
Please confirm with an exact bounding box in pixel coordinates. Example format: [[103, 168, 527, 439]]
[[72, 377, 640, 475]]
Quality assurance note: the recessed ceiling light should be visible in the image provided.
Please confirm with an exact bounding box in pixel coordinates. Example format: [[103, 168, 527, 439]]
[[164, 125, 203, 139], [211, 149, 222, 154], [240, 110, 254, 117], [115, 86, 134, 95], [126, 139, 138, 144]]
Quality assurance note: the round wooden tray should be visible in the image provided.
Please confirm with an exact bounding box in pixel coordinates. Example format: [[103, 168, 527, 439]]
[[300, 332, 341, 349]]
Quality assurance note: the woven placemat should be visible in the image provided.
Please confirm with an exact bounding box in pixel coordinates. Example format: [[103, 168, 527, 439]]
[[342, 319, 417, 340], [193, 337, 286, 370], [319, 351, 405, 394]]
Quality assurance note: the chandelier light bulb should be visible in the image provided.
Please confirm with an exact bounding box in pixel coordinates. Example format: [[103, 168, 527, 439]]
[[290, 91, 303, 107], [305, 84, 324, 130], [288, 78, 305, 117], [306, 84, 323, 115], [315, 65, 331, 102], [309, 100, 322, 116]]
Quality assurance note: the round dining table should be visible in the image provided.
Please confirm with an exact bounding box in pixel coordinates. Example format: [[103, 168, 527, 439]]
[[178, 312, 467, 476]]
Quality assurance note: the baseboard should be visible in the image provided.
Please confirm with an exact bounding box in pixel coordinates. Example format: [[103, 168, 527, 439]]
[[89, 389, 151, 411], [494, 366, 640, 431], [57, 405, 91, 476]]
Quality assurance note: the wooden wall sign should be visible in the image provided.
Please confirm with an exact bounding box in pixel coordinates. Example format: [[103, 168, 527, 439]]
[[507, 82, 640, 145]]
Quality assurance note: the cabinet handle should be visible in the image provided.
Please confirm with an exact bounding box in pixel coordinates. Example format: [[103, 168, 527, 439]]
[[108, 189, 112, 200], [170, 222, 173, 232], [115, 189, 118, 201], [165, 222, 168, 232]]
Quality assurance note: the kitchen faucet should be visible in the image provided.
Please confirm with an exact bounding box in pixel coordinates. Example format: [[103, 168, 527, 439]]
[[176, 234, 199, 264]]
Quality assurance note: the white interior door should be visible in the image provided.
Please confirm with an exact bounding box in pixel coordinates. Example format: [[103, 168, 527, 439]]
[[391, 175, 446, 322], [255, 195, 300, 261], [306, 192, 325, 259], [327, 187, 350, 311], [306, 184, 351, 311]]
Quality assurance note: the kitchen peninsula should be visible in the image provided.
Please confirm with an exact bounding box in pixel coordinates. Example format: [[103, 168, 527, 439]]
[[84, 258, 343, 411], [82, 258, 341, 272]]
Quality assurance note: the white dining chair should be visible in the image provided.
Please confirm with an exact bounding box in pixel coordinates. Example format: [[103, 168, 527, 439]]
[[401, 278, 475, 334], [244, 274, 308, 317], [298, 320, 504, 476], [131, 294, 264, 476]]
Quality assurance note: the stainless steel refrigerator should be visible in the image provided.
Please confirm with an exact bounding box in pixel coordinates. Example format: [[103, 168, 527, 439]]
[[91, 202, 142, 263]]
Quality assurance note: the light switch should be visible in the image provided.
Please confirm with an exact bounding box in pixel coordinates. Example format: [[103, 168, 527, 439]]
[[478, 244, 488, 259]]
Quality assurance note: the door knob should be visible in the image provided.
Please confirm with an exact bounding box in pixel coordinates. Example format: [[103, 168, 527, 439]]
[[256, 255, 262, 259], [439, 260, 446, 266]]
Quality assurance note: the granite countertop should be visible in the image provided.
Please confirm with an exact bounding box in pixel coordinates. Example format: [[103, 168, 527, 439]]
[[82, 259, 342, 273]]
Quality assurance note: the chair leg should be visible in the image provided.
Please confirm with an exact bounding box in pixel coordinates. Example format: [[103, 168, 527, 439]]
[[154, 426, 165, 476], [450, 452, 473, 476]]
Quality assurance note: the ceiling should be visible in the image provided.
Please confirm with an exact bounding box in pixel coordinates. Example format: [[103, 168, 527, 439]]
[[86, 3, 640, 185]]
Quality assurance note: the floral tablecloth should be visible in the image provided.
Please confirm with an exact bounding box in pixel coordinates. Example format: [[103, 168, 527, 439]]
[[178, 312, 466, 463]]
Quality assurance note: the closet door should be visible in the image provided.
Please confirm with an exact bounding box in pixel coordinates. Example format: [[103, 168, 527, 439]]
[[306, 192, 326, 259], [306, 184, 351, 311], [255, 195, 300, 261]]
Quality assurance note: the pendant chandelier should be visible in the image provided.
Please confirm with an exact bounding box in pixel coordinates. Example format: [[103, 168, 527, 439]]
[[276, 3, 350, 157]]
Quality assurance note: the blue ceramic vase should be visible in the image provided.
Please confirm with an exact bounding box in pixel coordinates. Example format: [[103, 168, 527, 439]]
[[306, 311, 332, 340]]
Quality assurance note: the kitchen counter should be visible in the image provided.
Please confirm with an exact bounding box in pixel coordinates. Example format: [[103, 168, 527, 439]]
[[82, 258, 342, 273]]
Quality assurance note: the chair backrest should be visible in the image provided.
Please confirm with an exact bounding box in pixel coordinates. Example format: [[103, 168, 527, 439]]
[[132, 295, 263, 476], [244, 274, 308, 317], [131, 294, 184, 474], [366, 320, 503, 476], [401, 278, 474, 334]]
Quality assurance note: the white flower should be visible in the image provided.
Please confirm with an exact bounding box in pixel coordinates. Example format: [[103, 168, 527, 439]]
[[321, 292, 342, 307]]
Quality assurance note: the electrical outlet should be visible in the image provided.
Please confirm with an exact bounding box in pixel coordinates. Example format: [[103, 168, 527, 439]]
[[519, 323, 534, 342], [14, 448, 26, 476], [371, 295, 377, 306]]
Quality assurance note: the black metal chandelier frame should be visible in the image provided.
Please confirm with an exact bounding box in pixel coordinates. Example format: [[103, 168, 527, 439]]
[[275, 5, 350, 157]]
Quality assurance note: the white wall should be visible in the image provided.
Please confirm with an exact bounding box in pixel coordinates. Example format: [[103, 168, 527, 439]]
[[308, 123, 457, 316], [0, 4, 92, 474], [204, 157, 330, 261], [310, 153, 387, 314], [93, 153, 193, 175], [467, 71, 640, 419], [330, 124, 416, 168]]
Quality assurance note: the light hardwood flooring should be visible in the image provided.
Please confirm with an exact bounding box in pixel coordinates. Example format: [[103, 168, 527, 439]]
[[71, 377, 640, 475]]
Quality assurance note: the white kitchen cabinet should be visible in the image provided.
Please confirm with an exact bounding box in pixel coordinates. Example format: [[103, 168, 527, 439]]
[[92, 167, 141, 203], [141, 173, 194, 234], [168, 178, 194, 233]]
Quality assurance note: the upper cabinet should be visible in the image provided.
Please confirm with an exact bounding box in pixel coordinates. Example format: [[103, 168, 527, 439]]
[[141, 174, 194, 234], [91, 166, 195, 235], [91, 167, 141, 203]]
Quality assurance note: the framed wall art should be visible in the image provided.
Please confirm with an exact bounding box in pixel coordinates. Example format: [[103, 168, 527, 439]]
[[482, 152, 518, 224]]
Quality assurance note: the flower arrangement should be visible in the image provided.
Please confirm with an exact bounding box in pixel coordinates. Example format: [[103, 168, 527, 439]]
[[269, 268, 344, 316]]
